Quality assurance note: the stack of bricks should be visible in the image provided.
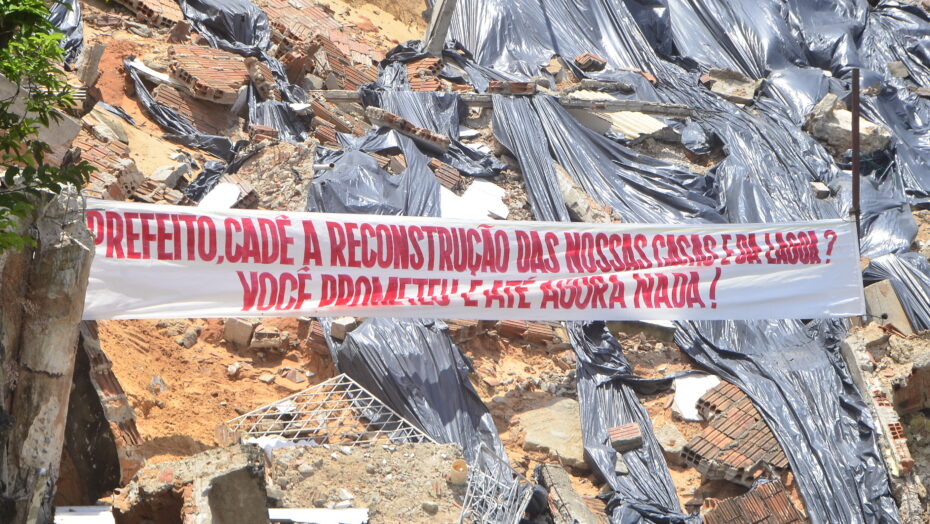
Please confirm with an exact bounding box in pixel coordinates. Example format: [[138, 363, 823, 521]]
[[427, 158, 464, 191], [365, 107, 452, 152], [132, 180, 191, 206], [493, 320, 561, 345], [152, 84, 236, 135], [407, 58, 443, 92], [702, 480, 805, 524], [168, 45, 257, 105], [608, 423, 644, 452], [74, 131, 144, 200], [313, 123, 338, 145], [245, 57, 281, 101], [261, 0, 378, 64], [574, 52, 607, 72], [874, 392, 916, 473], [110, 0, 184, 29], [303, 34, 377, 90], [248, 124, 279, 142], [307, 93, 366, 135], [487, 81, 537, 95], [681, 382, 790, 487]]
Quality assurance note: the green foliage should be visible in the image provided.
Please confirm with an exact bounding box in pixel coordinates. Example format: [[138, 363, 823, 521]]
[[0, 0, 94, 252]]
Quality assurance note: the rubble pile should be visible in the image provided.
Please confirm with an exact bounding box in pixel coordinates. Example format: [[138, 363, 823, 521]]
[[33, 0, 930, 522], [268, 443, 467, 522]]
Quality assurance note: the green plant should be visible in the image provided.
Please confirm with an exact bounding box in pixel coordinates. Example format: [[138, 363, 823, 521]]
[[0, 0, 93, 251]]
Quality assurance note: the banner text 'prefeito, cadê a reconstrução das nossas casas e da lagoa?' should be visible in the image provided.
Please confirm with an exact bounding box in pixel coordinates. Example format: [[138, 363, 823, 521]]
[[81, 200, 864, 321]]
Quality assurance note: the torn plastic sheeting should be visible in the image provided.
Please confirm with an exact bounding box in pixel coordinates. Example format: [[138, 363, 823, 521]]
[[491, 95, 570, 222], [48, 0, 83, 68], [449, 0, 665, 79], [570, 322, 698, 523], [675, 320, 900, 524], [247, 86, 308, 143], [864, 252, 930, 332], [178, 0, 271, 56], [320, 318, 506, 463], [124, 59, 238, 162], [98, 103, 138, 127], [861, 2, 930, 87], [525, 94, 723, 224], [183, 160, 227, 202], [859, 84, 930, 203], [307, 130, 440, 217], [361, 88, 504, 177]]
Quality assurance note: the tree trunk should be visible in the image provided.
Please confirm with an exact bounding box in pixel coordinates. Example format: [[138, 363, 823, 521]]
[[0, 191, 93, 523]]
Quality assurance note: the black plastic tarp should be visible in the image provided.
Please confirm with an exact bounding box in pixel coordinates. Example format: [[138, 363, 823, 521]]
[[246, 86, 308, 144], [178, 0, 271, 56], [448, 1, 905, 522], [320, 318, 505, 461], [49, 0, 83, 68], [492, 93, 722, 224], [124, 59, 238, 162], [864, 252, 930, 332], [571, 322, 699, 523], [675, 320, 900, 523], [306, 130, 440, 217]]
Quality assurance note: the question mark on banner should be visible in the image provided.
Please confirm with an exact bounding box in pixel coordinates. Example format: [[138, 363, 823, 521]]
[[823, 230, 837, 263], [709, 267, 721, 309]]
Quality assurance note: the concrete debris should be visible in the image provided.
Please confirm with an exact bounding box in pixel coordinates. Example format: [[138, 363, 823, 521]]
[[516, 398, 589, 471], [653, 422, 686, 467], [149, 160, 191, 189], [225, 318, 260, 348], [544, 56, 579, 86], [864, 280, 914, 335], [555, 163, 614, 223], [330, 317, 359, 342], [251, 328, 288, 351], [810, 181, 832, 199], [113, 444, 268, 523], [805, 93, 891, 156], [268, 442, 465, 521], [152, 84, 239, 136], [700, 68, 763, 105], [536, 463, 601, 524], [176, 326, 200, 348], [77, 43, 106, 87]]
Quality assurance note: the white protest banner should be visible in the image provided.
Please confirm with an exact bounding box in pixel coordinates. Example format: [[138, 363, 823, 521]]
[[81, 200, 864, 321]]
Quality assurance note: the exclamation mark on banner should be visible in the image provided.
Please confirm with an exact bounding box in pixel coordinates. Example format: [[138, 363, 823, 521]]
[[710, 267, 721, 309]]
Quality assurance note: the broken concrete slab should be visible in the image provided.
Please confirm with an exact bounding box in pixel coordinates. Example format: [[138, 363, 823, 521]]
[[555, 163, 613, 223], [536, 463, 601, 524], [805, 93, 891, 156], [515, 398, 589, 471], [250, 328, 287, 351], [330, 317, 359, 342], [810, 181, 832, 199], [700, 68, 763, 105], [653, 422, 686, 467], [864, 280, 914, 335], [113, 444, 268, 524], [224, 318, 260, 348]]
